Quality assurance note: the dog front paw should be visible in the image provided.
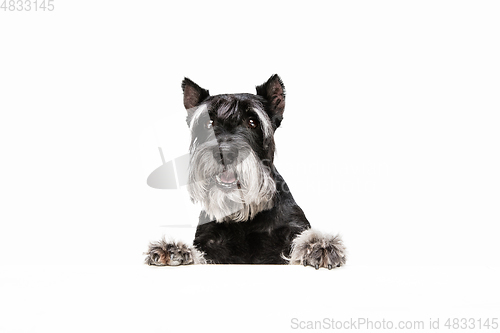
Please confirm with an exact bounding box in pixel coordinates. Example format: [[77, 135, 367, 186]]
[[144, 239, 205, 266], [289, 229, 346, 270]]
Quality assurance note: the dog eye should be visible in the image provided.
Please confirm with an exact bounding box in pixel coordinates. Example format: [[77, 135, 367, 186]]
[[205, 119, 213, 129], [248, 118, 258, 129]]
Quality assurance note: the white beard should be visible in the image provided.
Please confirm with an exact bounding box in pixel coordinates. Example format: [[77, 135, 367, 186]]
[[188, 144, 276, 222]]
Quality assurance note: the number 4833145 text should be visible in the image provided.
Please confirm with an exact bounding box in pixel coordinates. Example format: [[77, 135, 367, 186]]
[[1, 0, 54, 11]]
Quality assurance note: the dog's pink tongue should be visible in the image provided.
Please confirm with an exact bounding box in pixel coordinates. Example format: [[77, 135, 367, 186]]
[[220, 170, 236, 183]]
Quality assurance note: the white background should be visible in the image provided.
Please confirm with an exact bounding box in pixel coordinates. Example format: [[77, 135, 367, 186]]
[[1, 1, 499, 332]]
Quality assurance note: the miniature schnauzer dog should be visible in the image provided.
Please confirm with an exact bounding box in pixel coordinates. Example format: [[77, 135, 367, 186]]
[[145, 75, 346, 269]]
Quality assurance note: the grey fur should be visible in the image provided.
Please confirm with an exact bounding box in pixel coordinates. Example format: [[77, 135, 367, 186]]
[[188, 140, 276, 222], [251, 107, 273, 140], [144, 238, 206, 266], [288, 229, 347, 269]]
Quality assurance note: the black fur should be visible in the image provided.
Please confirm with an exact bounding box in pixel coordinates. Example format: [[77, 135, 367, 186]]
[[193, 170, 310, 264]]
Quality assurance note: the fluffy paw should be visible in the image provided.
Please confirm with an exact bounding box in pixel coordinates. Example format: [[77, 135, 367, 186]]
[[289, 229, 346, 270], [144, 239, 205, 266]]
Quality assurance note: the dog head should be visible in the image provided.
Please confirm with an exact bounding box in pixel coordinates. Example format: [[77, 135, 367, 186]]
[[182, 75, 286, 222]]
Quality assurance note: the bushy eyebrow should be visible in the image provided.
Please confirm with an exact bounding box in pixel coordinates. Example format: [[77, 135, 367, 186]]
[[189, 104, 208, 130], [251, 107, 272, 138]]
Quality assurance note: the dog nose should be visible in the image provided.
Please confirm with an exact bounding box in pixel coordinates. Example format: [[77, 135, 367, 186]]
[[213, 144, 238, 164]]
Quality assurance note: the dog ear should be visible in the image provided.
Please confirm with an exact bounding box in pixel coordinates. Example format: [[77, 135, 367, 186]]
[[182, 78, 210, 110], [256, 74, 285, 125]]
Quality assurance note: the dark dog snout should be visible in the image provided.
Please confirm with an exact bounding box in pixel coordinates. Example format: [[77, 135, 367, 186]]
[[213, 144, 238, 165]]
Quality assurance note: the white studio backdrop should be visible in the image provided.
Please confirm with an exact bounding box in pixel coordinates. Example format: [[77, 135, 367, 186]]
[[0, 0, 499, 268]]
